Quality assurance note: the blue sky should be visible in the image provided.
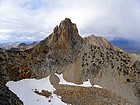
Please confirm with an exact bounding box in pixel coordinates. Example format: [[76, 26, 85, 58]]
[[0, 0, 140, 42]]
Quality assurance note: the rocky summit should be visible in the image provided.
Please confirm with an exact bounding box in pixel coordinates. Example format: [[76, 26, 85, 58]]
[[0, 18, 140, 105]]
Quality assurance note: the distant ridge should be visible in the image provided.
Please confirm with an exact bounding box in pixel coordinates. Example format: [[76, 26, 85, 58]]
[[110, 37, 140, 54]]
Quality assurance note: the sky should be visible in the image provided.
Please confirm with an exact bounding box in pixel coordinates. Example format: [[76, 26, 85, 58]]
[[0, 0, 140, 43]]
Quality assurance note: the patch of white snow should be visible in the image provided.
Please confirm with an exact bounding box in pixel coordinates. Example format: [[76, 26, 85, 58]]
[[55, 73, 102, 88], [6, 75, 66, 105], [55, 73, 92, 87], [94, 85, 102, 88]]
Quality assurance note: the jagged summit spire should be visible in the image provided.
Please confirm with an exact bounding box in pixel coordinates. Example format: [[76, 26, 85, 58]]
[[53, 18, 79, 37], [35, 18, 83, 55], [59, 18, 73, 28], [49, 18, 83, 54], [61, 18, 72, 24]]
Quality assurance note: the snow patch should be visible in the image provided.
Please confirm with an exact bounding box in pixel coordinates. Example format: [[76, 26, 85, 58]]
[[6, 76, 66, 105], [55, 73, 92, 87], [94, 85, 102, 88], [55, 73, 102, 88]]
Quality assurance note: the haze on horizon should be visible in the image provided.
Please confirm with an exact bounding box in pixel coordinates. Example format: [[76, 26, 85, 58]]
[[0, 0, 140, 43]]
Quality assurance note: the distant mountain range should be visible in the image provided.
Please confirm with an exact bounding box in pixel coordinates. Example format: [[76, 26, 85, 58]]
[[110, 37, 140, 54], [0, 37, 139, 54], [0, 41, 38, 51]]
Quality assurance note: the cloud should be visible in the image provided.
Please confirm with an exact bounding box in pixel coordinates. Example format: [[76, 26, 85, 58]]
[[0, 0, 140, 42]]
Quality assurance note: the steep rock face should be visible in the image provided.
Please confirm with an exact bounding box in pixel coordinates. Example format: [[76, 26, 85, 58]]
[[34, 18, 83, 57], [28, 18, 83, 77]]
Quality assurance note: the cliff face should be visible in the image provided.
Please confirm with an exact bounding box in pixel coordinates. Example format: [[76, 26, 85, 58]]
[[0, 18, 140, 105]]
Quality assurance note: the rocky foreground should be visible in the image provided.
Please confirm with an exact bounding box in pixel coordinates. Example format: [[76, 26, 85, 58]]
[[0, 84, 23, 105], [54, 84, 132, 105], [33, 84, 132, 105], [0, 18, 140, 104]]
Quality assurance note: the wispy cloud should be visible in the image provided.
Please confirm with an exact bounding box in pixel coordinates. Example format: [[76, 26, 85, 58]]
[[0, 0, 140, 42]]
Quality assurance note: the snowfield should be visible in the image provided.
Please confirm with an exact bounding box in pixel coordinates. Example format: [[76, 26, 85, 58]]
[[55, 73, 102, 88], [6, 75, 66, 105], [6, 74, 102, 105], [55, 73, 92, 87]]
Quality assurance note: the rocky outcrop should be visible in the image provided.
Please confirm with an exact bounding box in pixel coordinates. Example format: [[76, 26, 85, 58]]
[[49, 73, 60, 85], [34, 18, 83, 56], [0, 84, 23, 105], [29, 18, 83, 77], [0, 18, 140, 104]]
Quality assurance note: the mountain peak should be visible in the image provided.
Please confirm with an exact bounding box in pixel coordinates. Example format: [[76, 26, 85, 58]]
[[53, 18, 79, 37], [58, 18, 74, 29], [60, 18, 73, 25], [50, 18, 83, 55], [35, 18, 83, 56]]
